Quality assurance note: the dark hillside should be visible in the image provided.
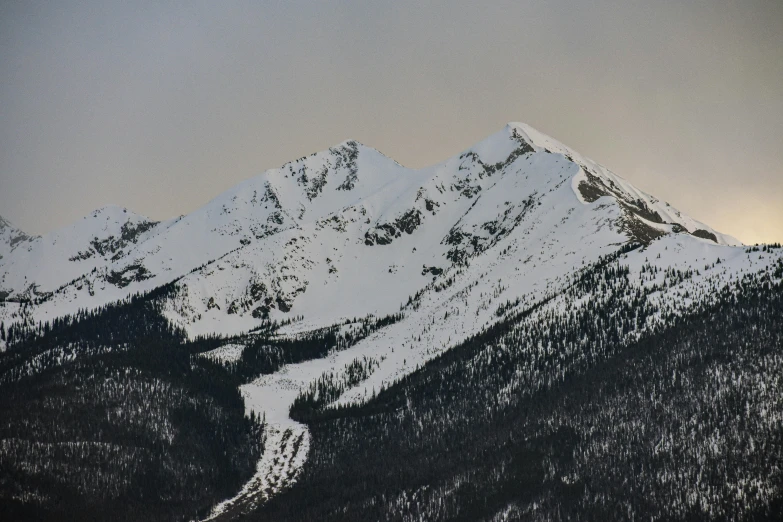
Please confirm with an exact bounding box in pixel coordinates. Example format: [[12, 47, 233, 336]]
[[0, 291, 264, 522], [257, 262, 783, 521]]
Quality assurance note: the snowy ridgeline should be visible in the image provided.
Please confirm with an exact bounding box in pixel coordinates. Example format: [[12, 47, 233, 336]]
[[0, 122, 737, 341]]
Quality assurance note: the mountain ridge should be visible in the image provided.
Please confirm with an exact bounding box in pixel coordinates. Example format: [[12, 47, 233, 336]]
[[1, 122, 737, 245], [0, 123, 742, 340]]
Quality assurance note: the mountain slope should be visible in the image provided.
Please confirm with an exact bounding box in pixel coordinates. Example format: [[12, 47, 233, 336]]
[[256, 251, 783, 521]]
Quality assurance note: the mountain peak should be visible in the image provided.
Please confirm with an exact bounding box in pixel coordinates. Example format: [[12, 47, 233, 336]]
[[83, 205, 154, 227], [504, 121, 536, 140], [0, 213, 29, 236], [504, 121, 577, 153], [331, 139, 403, 167], [0, 213, 34, 254], [0, 214, 16, 232], [333, 138, 362, 149], [89, 204, 133, 217]]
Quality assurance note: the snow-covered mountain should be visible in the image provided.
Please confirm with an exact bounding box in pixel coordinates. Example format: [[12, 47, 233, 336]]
[[4, 122, 783, 521], [0, 123, 739, 337]]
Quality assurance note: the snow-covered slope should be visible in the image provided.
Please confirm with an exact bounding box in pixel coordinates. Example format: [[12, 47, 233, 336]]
[[0, 123, 738, 334], [0, 206, 159, 302]]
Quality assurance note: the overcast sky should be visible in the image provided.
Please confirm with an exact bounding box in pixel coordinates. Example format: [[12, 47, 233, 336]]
[[1, 1, 781, 243]]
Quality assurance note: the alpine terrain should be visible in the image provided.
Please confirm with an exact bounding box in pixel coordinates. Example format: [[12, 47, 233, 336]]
[[1, 123, 781, 521]]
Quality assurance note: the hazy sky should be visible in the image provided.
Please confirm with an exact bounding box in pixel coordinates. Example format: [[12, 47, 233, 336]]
[[1, 1, 781, 244]]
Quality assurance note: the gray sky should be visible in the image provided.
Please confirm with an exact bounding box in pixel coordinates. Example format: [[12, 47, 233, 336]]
[[1, 1, 781, 244]]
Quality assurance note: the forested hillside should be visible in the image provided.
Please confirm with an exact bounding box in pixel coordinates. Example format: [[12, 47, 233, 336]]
[[0, 290, 264, 522], [256, 256, 783, 521]]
